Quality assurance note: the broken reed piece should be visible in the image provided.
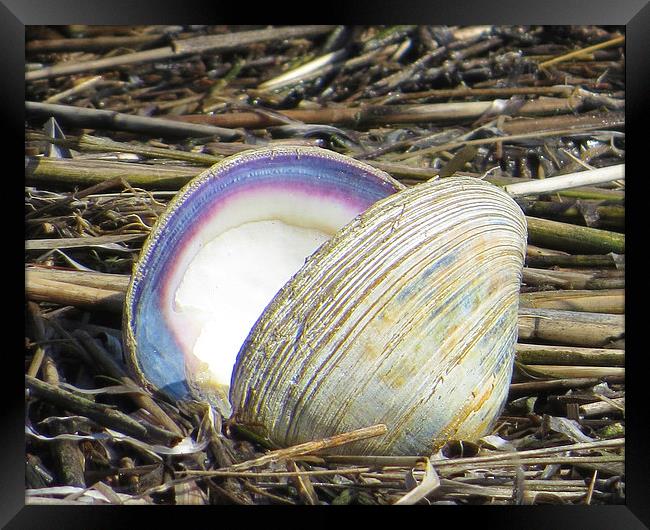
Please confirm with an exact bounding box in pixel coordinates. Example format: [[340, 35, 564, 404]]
[[26, 275, 125, 313], [526, 217, 624, 255], [26, 102, 242, 141], [538, 35, 625, 70], [26, 267, 131, 292], [522, 267, 624, 290], [227, 424, 388, 472], [25, 26, 337, 81], [519, 289, 624, 314], [518, 364, 624, 380], [25, 375, 181, 446], [27, 303, 88, 488], [72, 330, 183, 437], [516, 199, 623, 231], [169, 96, 589, 129], [515, 344, 624, 367], [503, 164, 624, 197], [518, 308, 624, 348]]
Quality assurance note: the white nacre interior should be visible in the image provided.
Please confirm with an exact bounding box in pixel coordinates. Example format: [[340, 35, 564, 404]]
[[175, 220, 331, 386]]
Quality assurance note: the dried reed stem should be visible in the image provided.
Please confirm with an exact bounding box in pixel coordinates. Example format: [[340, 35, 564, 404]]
[[519, 289, 624, 314], [539, 35, 625, 69], [172, 97, 582, 129], [26, 26, 336, 81], [522, 267, 623, 290], [228, 424, 388, 471], [526, 217, 625, 254], [504, 165, 624, 197], [26, 276, 124, 313], [515, 344, 624, 366], [519, 365, 624, 379], [26, 268, 130, 292], [73, 330, 183, 437], [518, 308, 624, 347], [25, 375, 181, 445], [26, 102, 240, 140], [26, 234, 145, 251]]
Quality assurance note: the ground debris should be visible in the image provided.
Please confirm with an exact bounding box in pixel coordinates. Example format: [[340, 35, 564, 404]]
[[25, 25, 624, 505]]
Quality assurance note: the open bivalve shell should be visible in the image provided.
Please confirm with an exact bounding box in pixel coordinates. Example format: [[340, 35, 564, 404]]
[[124, 146, 527, 456]]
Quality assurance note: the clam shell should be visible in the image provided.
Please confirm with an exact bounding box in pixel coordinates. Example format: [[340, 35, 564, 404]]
[[124, 145, 527, 456], [230, 176, 527, 455], [123, 147, 401, 413]]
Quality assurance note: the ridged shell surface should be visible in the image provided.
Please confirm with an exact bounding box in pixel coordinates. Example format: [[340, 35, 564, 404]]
[[231, 176, 527, 456]]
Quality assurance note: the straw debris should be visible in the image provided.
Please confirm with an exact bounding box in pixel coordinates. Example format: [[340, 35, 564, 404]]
[[25, 24, 625, 505]]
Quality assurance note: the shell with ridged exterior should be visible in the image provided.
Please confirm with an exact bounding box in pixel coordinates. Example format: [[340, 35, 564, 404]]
[[123, 146, 527, 457], [230, 176, 527, 456]]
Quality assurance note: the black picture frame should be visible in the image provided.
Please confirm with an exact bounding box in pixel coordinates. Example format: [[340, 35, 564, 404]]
[[8, 1, 647, 526]]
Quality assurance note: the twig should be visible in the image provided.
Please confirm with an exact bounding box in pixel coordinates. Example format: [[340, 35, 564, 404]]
[[579, 398, 625, 417], [259, 49, 347, 91], [539, 35, 625, 70], [27, 34, 167, 53], [179, 466, 371, 479], [526, 253, 622, 269], [73, 330, 183, 437], [375, 85, 575, 103], [241, 481, 296, 505], [27, 303, 49, 378], [517, 308, 624, 347], [509, 377, 607, 398], [26, 156, 199, 189], [26, 26, 336, 81], [585, 470, 598, 505], [170, 97, 581, 129], [286, 460, 319, 505], [431, 439, 624, 467], [519, 289, 624, 314], [522, 267, 623, 290], [526, 217, 624, 255], [366, 161, 439, 180], [75, 134, 221, 165], [498, 111, 624, 136], [30, 133, 222, 166], [518, 364, 624, 380], [438, 456, 624, 471], [26, 268, 130, 292], [26, 234, 145, 251], [486, 174, 624, 202], [25, 375, 181, 445], [26, 276, 125, 313], [504, 165, 624, 197], [44, 76, 104, 104], [228, 424, 388, 471], [394, 459, 440, 505], [516, 199, 624, 230], [26, 102, 241, 141], [515, 344, 624, 367]]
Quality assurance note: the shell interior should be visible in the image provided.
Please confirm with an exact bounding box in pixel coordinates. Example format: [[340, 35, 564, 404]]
[[124, 147, 401, 411]]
